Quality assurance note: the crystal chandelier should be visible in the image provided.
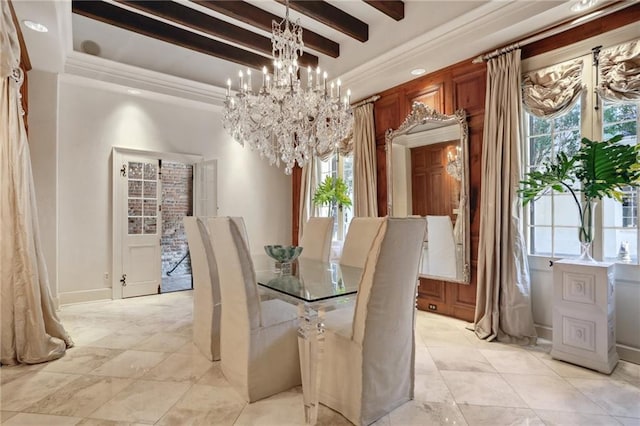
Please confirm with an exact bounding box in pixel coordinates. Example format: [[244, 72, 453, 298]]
[[222, 1, 354, 174]]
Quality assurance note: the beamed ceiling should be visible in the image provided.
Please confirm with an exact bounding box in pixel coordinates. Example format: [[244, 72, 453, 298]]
[[70, 0, 403, 71], [14, 0, 633, 101]]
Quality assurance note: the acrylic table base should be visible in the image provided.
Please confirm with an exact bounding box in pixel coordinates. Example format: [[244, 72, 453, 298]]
[[297, 303, 326, 425]]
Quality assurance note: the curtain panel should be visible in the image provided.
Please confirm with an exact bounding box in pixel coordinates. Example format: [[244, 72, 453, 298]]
[[596, 39, 640, 102], [1, 0, 73, 365], [352, 103, 378, 217], [475, 49, 537, 345], [297, 161, 319, 242], [522, 58, 584, 119]]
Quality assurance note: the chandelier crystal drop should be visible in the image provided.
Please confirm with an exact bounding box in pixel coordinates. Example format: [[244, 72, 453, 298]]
[[222, 1, 354, 174]]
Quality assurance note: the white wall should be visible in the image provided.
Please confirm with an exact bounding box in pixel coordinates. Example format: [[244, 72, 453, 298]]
[[30, 74, 291, 303], [28, 70, 59, 304]]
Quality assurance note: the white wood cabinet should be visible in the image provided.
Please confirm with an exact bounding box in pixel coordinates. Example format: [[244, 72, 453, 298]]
[[551, 259, 618, 374]]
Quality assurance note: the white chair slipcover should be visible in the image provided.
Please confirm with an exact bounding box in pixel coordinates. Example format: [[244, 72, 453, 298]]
[[426, 215, 457, 279], [207, 217, 301, 402], [299, 216, 334, 262], [184, 216, 221, 361], [319, 217, 427, 425], [339, 217, 386, 268]]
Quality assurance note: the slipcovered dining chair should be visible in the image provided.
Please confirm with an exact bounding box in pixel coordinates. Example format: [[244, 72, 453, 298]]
[[207, 217, 301, 402], [319, 217, 426, 425], [184, 216, 248, 362], [299, 216, 334, 262], [339, 217, 386, 268], [184, 216, 221, 361]]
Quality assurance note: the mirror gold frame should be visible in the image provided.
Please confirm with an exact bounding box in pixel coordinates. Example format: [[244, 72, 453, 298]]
[[385, 102, 470, 284]]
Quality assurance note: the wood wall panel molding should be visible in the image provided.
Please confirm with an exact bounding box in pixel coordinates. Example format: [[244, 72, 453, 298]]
[[406, 83, 444, 113], [453, 69, 486, 117], [418, 278, 446, 302], [373, 92, 402, 141], [376, 144, 388, 216]]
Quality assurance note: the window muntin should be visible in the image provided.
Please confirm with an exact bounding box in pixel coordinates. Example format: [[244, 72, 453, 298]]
[[127, 161, 158, 235]]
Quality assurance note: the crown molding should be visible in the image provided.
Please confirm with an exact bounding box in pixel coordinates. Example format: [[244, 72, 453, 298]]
[[64, 50, 226, 108], [341, 1, 576, 98]]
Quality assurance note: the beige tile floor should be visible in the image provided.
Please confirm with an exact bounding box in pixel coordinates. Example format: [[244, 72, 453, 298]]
[[1, 291, 639, 425]]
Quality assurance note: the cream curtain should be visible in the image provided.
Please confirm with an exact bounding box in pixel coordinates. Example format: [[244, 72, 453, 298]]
[[352, 103, 378, 217], [596, 39, 640, 102], [474, 50, 537, 345], [522, 58, 584, 119], [297, 160, 318, 242], [1, 0, 73, 365]]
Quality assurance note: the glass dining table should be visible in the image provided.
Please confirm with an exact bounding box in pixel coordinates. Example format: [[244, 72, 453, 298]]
[[253, 255, 363, 425]]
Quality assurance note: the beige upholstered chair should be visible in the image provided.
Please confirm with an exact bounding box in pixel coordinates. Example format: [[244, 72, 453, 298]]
[[184, 216, 221, 361], [207, 217, 301, 402], [299, 217, 334, 262], [319, 217, 427, 425], [339, 217, 386, 268]]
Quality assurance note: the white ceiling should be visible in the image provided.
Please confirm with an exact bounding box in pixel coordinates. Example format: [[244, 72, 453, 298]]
[[12, 0, 620, 104]]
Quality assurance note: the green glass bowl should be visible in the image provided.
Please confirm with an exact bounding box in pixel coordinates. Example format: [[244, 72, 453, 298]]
[[264, 245, 303, 263]]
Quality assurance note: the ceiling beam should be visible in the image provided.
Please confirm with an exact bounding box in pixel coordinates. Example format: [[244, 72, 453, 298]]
[[115, 1, 267, 57], [363, 1, 404, 21], [279, 0, 369, 42], [72, 1, 318, 70], [192, 1, 340, 58]]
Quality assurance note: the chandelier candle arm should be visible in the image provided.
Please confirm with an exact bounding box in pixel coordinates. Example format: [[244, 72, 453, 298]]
[[222, 0, 354, 174]]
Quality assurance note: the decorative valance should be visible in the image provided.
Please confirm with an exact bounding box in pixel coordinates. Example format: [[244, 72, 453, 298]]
[[522, 59, 584, 119], [315, 132, 353, 161], [596, 39, 640, 103]]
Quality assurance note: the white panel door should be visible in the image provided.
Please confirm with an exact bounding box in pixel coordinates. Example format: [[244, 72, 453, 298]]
[[120, 155, 162, 298], [193, 159, 218, 217]]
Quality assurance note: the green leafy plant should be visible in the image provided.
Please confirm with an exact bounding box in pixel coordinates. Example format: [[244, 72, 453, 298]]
[[519, 135, 640, 252], [312, 176, 352, 211]]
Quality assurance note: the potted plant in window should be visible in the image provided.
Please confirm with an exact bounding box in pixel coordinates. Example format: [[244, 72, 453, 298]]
[[312, 176, 352, 213], [519, 135, 640, 262]]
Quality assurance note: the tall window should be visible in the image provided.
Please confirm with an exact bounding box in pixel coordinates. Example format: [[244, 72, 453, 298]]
[[601, 101, 639, 262], [524, 101, 582, 257], [523, 84, 639, 264], [317, 154, 354, 241]]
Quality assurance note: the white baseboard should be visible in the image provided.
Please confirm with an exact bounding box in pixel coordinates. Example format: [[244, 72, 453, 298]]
[[59, 288, 112, 306], [617, 344, 640, 365], [535, 324, 552, 341], [535, 324, 640, 365]]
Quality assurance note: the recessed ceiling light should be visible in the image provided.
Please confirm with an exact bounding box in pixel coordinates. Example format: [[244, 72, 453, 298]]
[[571, 0, 599, 12], [411, 68, 426, 76], [23, 20, 48, 33], [127, 89, 141, 95]]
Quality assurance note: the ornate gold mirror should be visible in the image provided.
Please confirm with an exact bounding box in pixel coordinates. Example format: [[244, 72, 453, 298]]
[[385, 102, 470, 284]]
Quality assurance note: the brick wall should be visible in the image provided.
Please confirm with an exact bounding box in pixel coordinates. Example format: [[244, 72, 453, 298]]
[[161, 162, 193, 276]]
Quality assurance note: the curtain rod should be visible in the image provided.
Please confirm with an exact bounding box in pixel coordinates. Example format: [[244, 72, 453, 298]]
[[471, 1, 632, 63], [351, 95, 381, 108]]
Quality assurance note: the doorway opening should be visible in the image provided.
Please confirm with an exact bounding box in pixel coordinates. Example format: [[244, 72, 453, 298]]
[[161, 161, 193, 293]]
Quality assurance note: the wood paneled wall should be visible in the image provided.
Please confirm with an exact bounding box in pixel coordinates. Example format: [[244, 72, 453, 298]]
[[374, 60, 486, 322]]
